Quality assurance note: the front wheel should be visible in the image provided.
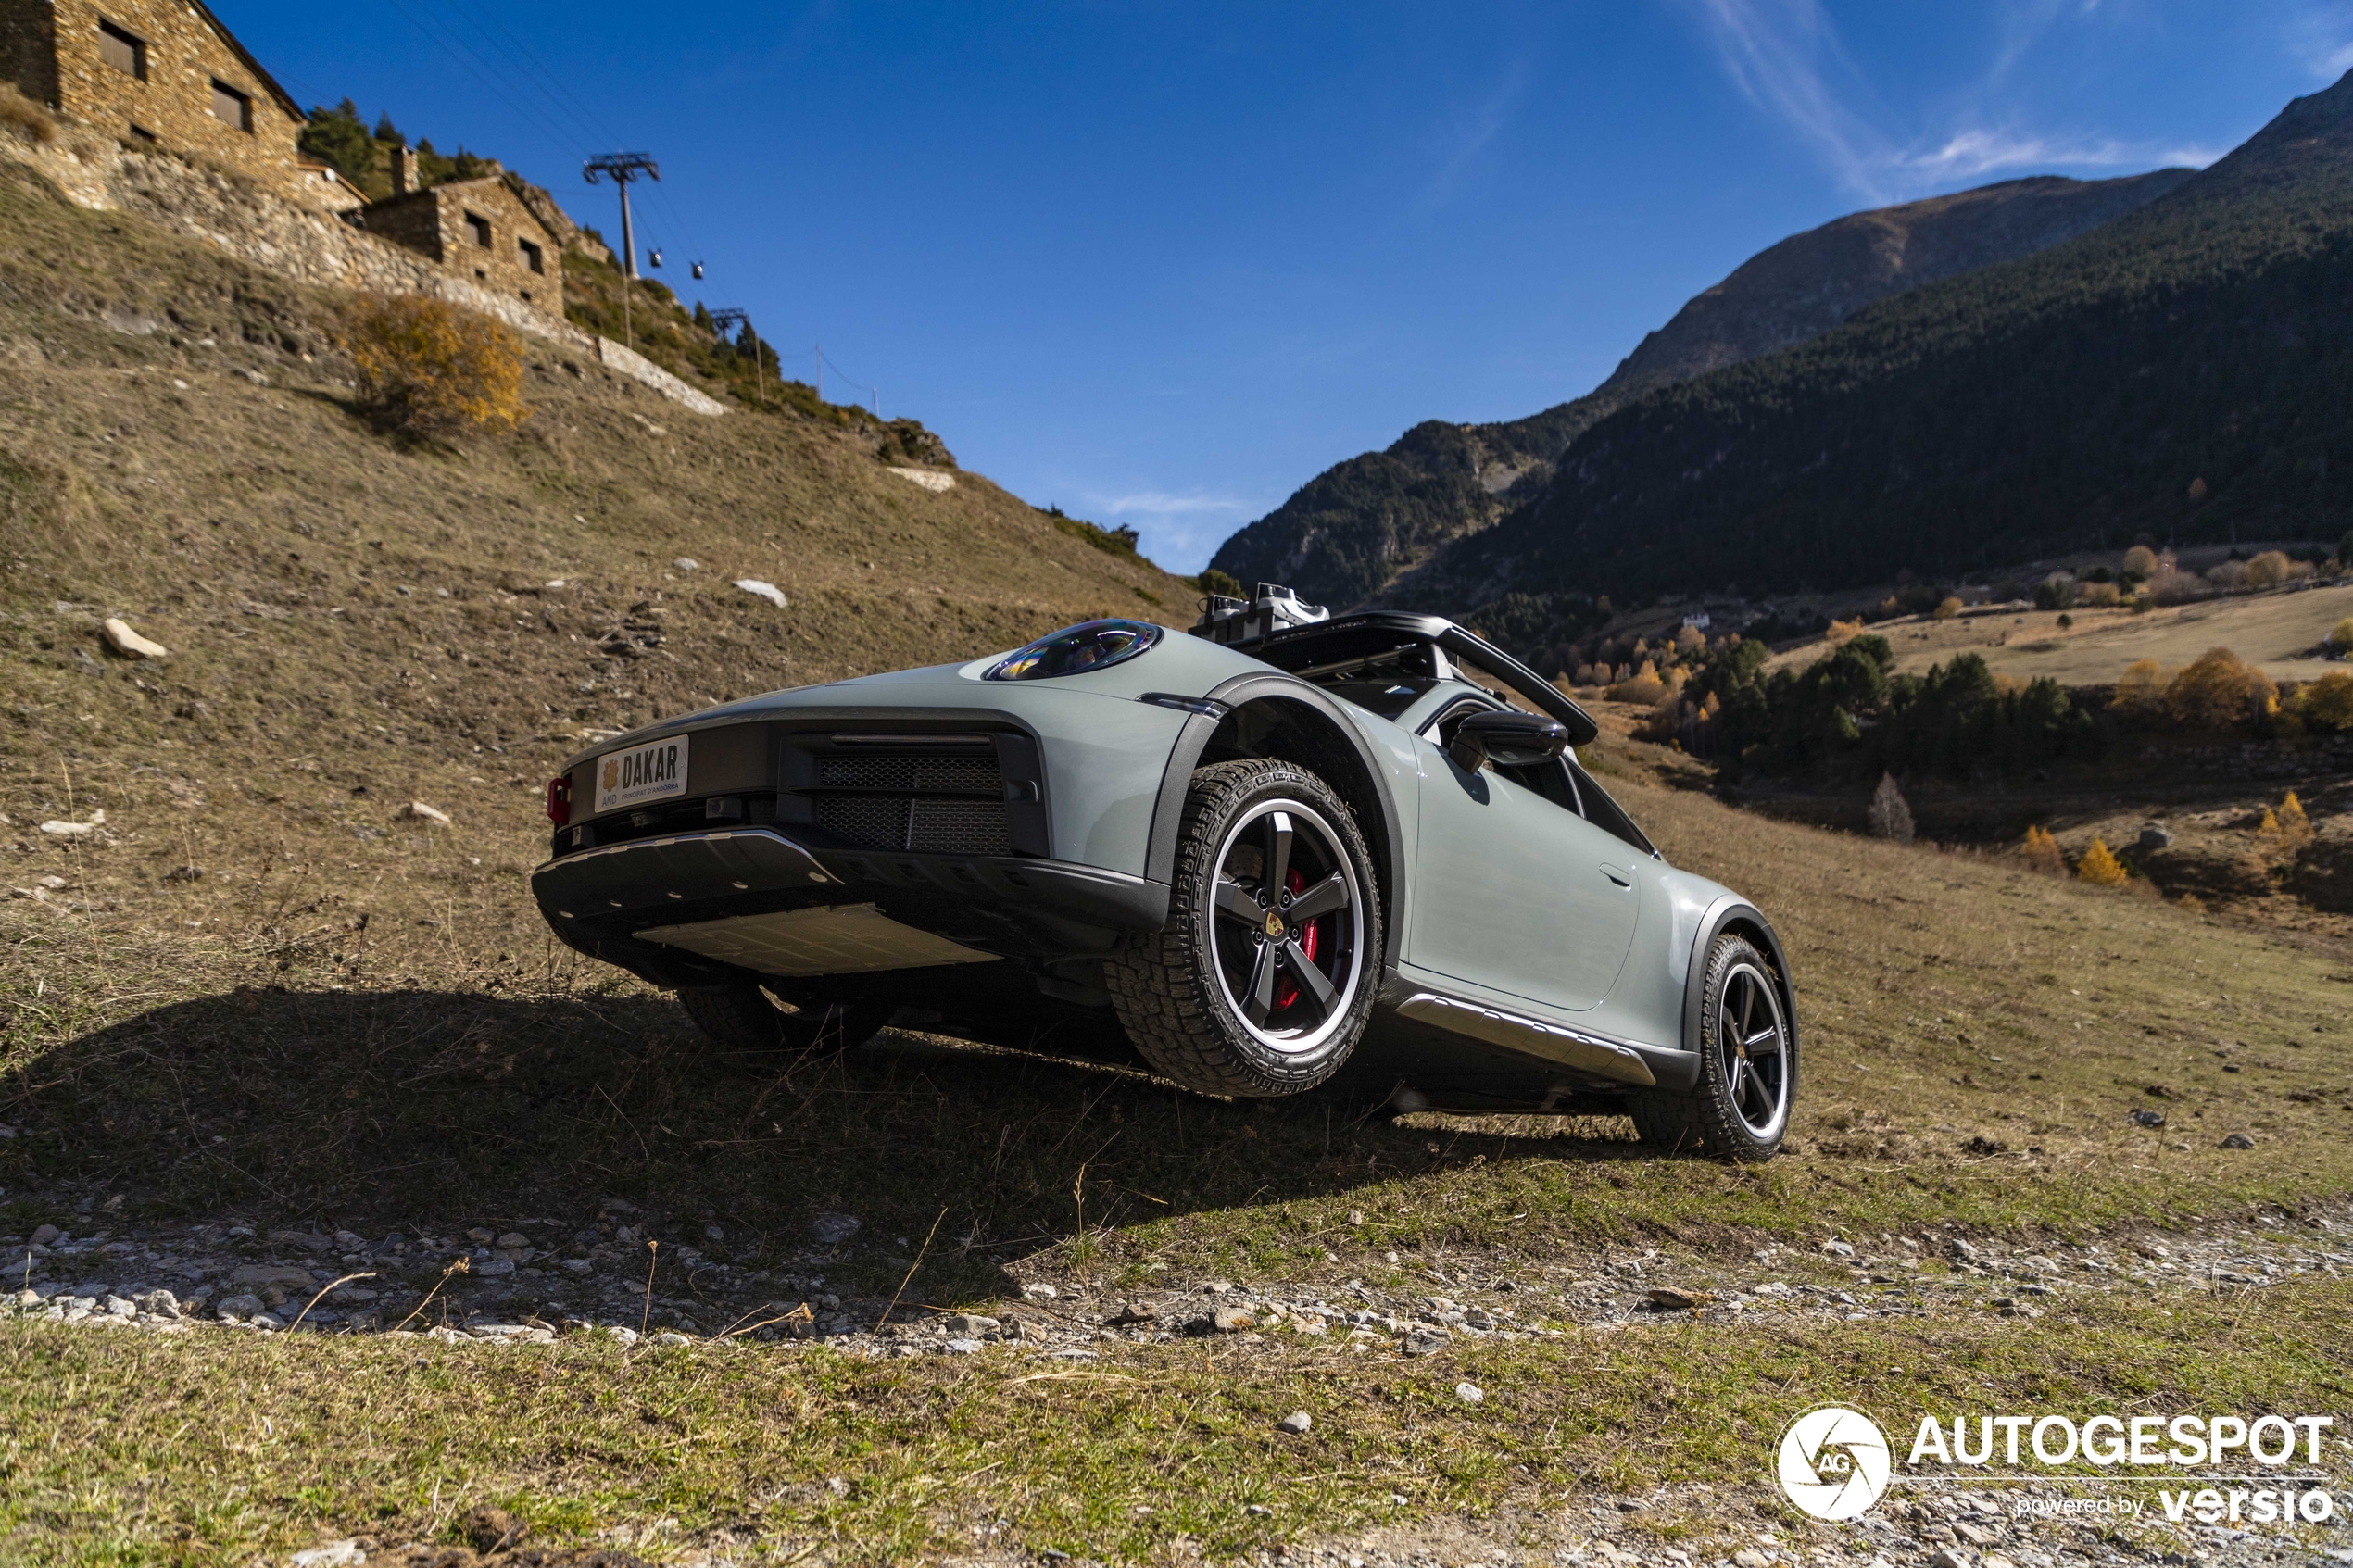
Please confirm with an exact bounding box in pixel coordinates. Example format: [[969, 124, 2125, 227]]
[[676, 982, 896, 1057], [1629, 934, 1793, 1161], [1105, 759, 1380, 1097]]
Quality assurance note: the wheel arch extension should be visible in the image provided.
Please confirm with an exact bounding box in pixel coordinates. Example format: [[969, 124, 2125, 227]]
[[1680, 897, 1799, 1066], [1144, 674, 1405, 971]]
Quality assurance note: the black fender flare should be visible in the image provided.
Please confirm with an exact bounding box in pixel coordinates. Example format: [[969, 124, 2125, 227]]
[[1143, 672, 1408, 972], [1678, 897, 1799, 1084]]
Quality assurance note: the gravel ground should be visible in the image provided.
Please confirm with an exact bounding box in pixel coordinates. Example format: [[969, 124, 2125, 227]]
[[7, 1191, 2347, 1350], [8, 1198, 2346, 1567]]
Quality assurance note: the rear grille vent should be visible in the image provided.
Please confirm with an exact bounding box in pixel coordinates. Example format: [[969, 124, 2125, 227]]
[[808, 745, 1011, 854]]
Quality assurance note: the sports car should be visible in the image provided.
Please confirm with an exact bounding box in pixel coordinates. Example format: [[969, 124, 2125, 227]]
[[533, 585, 1797, 1159]]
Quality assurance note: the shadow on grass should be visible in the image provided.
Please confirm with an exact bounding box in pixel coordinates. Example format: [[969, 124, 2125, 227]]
[[0, 985, 1650, 1299]]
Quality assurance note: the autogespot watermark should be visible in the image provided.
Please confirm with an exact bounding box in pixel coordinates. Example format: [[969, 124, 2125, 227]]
[[1776, 1407, 2343, 1529]]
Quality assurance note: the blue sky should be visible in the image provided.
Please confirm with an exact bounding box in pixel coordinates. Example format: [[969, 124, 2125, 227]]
[[229, 2, 2353, 571]]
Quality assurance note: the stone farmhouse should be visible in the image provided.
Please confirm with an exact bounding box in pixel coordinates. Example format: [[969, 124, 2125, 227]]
[[0, 0, 354, 208], [359, 145, 564, 319]]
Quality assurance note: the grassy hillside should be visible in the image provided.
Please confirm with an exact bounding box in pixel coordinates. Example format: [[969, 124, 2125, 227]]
[[2, 143, 2350, 1567], [1209, 171, 2187, 611], [0, 155, 1191, 972], [1414, 71, 2353, 634]]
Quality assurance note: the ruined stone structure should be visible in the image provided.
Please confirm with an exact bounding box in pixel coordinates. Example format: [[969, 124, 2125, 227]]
[[0, 0, 346, 207], [359, 146, 563, 319]]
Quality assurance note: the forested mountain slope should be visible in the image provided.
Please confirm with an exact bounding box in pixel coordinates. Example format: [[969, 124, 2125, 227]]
[[1207, 170, 2188, 609], [1404, 72, 2353, 640]]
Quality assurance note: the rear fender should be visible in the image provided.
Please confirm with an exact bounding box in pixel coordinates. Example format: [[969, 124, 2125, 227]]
[[1680, 897, 1797, 1071], [1143, 674, 1406, 971]]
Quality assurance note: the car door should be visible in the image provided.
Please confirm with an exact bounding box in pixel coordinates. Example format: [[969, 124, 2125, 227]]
[[1408, 702, 1642, 1011]]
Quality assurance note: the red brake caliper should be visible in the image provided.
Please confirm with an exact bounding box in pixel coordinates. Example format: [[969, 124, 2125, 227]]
[[1273, 867, 1320, 1010]]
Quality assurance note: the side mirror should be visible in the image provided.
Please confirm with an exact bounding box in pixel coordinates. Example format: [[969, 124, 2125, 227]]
[[1449, 709, 1570, 772]]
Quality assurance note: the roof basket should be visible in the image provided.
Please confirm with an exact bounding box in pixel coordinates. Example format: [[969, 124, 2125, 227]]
[[1191, 582, 1330, 646]]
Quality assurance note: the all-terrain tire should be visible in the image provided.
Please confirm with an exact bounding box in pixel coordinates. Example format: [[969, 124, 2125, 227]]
[[1104, 759, 1381, 1097], [676, 983, 895, 1057], [1629, 933, 1793, 1161]]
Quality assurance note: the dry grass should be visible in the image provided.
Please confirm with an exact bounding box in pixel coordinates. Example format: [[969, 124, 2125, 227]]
[[1766, 585, 2353, 686], [1, 138, 2351, 1567], [2, 1276, 2346, 1563]]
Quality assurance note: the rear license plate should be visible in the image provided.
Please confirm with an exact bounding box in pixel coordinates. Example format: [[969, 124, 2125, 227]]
[[595, 734, 689, 813]]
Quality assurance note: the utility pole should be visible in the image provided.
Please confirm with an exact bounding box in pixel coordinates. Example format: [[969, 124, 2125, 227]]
[[584, 152, 659, 350], [708, 307, 757, 409]]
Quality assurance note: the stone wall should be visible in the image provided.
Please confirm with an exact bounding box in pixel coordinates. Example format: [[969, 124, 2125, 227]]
[[359, 175, 563, 321], [0, 2, 59, 109], [31, 0, 308, 198], [0, 118, 727, 415]]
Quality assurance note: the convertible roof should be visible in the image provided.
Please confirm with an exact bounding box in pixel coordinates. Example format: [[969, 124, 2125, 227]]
[[1245, 611, 1600, 746]]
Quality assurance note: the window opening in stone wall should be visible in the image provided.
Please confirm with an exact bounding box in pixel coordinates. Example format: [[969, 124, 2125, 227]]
[[518, 237, 545, 275], [98, 19, 146, 79], [210, 81, 252, 132], [465, 212, 493, 248]]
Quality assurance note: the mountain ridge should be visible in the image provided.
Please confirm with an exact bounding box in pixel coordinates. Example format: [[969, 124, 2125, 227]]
[[1394, 68, 2353, 652], [1208, 169, 2191, 610]]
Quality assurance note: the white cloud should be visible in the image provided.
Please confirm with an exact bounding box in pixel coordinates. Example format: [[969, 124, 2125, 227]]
[[1684, 0, 1895, 199], [1057, 487, 1274, 575], [1677, 0, 2215, 201]]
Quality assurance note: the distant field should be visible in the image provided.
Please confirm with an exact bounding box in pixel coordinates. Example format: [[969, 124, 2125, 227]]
[[1768, 583, 2353, 684]]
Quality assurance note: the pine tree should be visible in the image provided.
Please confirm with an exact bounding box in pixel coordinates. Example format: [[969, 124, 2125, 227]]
[[2076, 838, 2129, 886], [2020, 825, 2066, 876]]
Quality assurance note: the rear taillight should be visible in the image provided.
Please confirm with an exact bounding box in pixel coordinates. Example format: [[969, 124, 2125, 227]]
[[546, 776, 572, 826]]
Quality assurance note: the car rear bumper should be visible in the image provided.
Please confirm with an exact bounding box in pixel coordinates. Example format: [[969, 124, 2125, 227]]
[[532, 825, 1170, 986]]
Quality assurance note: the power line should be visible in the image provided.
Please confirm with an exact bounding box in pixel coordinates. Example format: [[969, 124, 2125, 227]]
[[415, 0, 713, 279]]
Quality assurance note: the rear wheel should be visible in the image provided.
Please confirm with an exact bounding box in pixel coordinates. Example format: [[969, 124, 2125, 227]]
[[675, 982, 896, 1057], [1630, 934, 1793, 1161], [1106, 759, 1379, 1097]]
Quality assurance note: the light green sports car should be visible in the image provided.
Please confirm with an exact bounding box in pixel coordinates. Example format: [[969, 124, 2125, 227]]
[[535, 588, 1797, 1159]]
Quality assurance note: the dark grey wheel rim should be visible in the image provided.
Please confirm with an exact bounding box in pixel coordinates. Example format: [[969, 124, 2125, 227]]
[[1718, 960, 1790, 1139], [1207, 798, 1365, 1055]]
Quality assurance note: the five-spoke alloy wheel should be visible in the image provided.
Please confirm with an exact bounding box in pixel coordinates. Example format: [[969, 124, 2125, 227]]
[[1629, 932, 1794, 1160], [1107, 759, 1381, 1096]]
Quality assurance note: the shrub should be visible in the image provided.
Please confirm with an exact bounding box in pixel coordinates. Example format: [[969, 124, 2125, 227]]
[[1825, 617, 1865, 646], [2326, 617, 2353, 655], [2245, 549, 2291, 587], [1196, 568, 1245, 600], [1867, 773, 1915, 841], [2122, 545, 2159, 578], [2206, 559, 2250, 590], [347, 295, 527, 440], [2077, 581, 2121, 608], [2165, 646, 2275, 731], [2294, 671, 2353, 731], [2020, 825, 2066, 876], [2111, 659, 2171, 718], [2076, 838, 2129, 886], [2034, 572, 2078, 610], [1932, 596, 1962, 621], [0, 85, 56, 145], [2268, 790, 2313, 847]]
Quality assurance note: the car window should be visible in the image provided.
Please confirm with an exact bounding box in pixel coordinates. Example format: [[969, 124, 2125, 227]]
[[1566, 757, 1657, 857]]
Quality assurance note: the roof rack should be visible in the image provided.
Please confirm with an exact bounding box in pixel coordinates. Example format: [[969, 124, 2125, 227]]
[[1191, 583, 1330, 646], [1251, 609, 1600, 747]]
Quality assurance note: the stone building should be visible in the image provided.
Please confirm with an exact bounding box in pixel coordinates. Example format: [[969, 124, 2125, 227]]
[[358, 145, 564, 319], [0, 0, 331, 202]]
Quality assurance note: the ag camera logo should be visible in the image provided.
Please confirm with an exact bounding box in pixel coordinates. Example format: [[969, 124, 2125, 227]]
[[1779, 1406, 1894, 1520]]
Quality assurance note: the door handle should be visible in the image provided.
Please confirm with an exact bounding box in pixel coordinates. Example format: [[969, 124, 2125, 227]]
[[1602, 866, 1632, 889]]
